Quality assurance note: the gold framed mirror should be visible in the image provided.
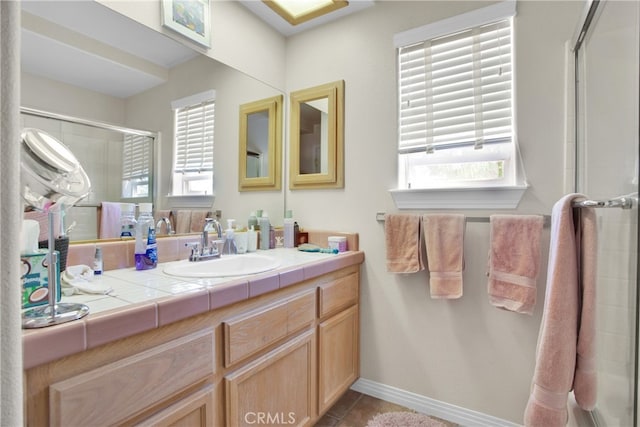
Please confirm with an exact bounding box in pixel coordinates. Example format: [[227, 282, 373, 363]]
[[238, 95, 283, 191], [289, 80, 344, 190]]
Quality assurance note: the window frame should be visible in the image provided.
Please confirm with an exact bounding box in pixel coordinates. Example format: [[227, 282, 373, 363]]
[[170, 90, 216, 198], [391, 0, 527, 209]]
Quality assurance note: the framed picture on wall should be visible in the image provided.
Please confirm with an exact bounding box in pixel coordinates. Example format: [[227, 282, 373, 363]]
[[161, 0, 211, 48]]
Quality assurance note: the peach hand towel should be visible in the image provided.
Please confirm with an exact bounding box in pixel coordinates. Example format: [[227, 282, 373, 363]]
[[524, 194, 597, 427], [98, 202, 121, 239], [384, 214, 424, 273], [190, 210, 211, 233], [487, 215, 544, 315], [175, 210, 192, 234], [423, 214, 465, 298]]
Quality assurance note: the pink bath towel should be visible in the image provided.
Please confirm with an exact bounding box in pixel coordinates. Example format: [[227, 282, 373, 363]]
[[423, 214, 465, 299], [99, 202, 121, 239], [524, 194, 598, 427], [384, 214, 424, 273], [487, 215, 544, 314]]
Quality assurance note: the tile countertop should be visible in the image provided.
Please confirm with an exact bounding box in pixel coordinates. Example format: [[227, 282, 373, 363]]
[[22, 248, 365, 370]]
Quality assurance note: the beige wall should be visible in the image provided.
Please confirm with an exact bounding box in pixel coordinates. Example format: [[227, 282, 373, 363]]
[[21, 72, 125, 124], [284, 1, 583, 423]]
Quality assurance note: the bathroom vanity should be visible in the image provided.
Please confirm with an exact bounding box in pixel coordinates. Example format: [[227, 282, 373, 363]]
[[22, 234, 363, 426]]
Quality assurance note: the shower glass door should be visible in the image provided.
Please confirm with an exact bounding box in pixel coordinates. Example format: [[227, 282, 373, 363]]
[[575, 1, 639, 425]]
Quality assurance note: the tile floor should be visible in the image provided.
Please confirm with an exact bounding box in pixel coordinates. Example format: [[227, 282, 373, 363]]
[[315, 390, 457, 427]]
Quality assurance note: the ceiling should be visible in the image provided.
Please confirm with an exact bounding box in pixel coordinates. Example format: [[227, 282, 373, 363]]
[[20, 0, 374, 99], [238, 0, 374, 36]]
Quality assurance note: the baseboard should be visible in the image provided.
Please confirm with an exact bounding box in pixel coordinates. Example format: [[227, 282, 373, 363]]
[[351, 378, 521, 427]]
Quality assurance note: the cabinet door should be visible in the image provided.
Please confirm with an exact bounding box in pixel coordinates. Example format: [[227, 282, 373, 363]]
[[225, 329, 316, 427], [135, 385, 215, 427], [318, 305, 359, 414], [49, 329, 215, 427]]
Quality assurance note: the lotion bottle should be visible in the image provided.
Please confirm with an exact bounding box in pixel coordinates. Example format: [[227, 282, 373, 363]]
[[283, 210, 295, 248], [258, 212, 270, 250]]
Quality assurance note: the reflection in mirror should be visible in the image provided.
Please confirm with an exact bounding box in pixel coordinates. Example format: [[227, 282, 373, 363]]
[[239, 95, 283, 191], [20, 2, 286, 242], [20, 108, 157, 241], [290, 80, 344, 189]]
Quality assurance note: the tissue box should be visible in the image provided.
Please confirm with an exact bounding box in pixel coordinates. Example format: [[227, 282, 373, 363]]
[[21, 250, 61, 309]]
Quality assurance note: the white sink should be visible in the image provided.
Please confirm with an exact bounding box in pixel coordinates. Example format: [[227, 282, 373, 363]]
[[163, 254, 280, 278]]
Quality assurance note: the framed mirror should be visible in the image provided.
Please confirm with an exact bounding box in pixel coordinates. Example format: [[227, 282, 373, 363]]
[[289, 80, 344, 190], [238, 95, 283, 191]]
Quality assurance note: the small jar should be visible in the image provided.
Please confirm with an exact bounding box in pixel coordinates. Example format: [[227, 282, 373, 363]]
[[328, 236, 347, 252]]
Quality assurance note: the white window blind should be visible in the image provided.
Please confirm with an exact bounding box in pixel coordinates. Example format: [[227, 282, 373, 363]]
[[173, 100, 215, 174], [122, 134, 151, 180], [398, 18, 513, 154]]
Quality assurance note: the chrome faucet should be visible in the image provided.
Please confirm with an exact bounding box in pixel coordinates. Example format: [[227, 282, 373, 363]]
[[155, 217, 173, 235], [187, 217, 223, 262]]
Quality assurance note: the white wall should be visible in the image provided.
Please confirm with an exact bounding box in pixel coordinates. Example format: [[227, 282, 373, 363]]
[[284, 1, 582, 423]]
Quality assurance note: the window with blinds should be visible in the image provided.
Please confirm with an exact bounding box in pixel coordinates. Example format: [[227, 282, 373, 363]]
[[395, 0, 517, 189], [171, 95, 215, 196], [122, 134, 152, 198]]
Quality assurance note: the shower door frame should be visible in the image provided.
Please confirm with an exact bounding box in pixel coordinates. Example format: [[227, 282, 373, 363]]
[[572, 0, 640, 426]]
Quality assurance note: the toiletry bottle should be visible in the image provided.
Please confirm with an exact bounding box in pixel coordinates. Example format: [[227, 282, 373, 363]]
[[248, 211, 258, 231], [247, 226, 257, 252], [223, 219, 236, 254], [269, 225, 275, 249], [294, 222, 300, 247], [119, 203, 136, 237], [283, 210, 295, 248], [258, 212, 270, 250], [93, 247, 103, 275], [134, 203, 157, 270]]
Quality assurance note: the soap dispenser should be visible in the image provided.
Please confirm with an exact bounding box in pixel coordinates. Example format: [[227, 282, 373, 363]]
[[222, 219, 237, 255]]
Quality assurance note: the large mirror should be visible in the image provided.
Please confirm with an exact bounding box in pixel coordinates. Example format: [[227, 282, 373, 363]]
[[20, 1, 285, 242], [238, 95, 283, 191], [289, 80, 344, 190]]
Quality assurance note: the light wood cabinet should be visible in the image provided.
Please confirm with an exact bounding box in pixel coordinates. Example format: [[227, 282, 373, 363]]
[[225, 330, 316, 427], [135, 385, 215, 427], [318, 305, 359, 414], [25, 265, 360, 426], [49, 329, 215, 427], [223, 289, 315, 367]]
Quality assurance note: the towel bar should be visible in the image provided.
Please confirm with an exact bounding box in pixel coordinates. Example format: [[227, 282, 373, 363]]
[[571, 197, 633, 209], [375, 212, 552, 227]]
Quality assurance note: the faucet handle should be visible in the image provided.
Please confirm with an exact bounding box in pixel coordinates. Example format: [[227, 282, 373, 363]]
[[185, 242, 200, 261]]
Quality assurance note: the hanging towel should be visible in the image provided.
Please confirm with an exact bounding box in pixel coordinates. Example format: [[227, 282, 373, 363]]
[[175, 210, 192, 234], [190, 210, 211, 233], [524, 194, 598, 427], [384, 214, 424, 273], [487, 215, 544, 314], [99, 202, 121, 239], [423, 214, 465, 299]]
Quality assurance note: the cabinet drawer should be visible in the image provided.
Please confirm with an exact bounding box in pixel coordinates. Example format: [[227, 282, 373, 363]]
[[224, 289, 315, 367], [318, 272, 358, 318], [49, 329, 215, 427]]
